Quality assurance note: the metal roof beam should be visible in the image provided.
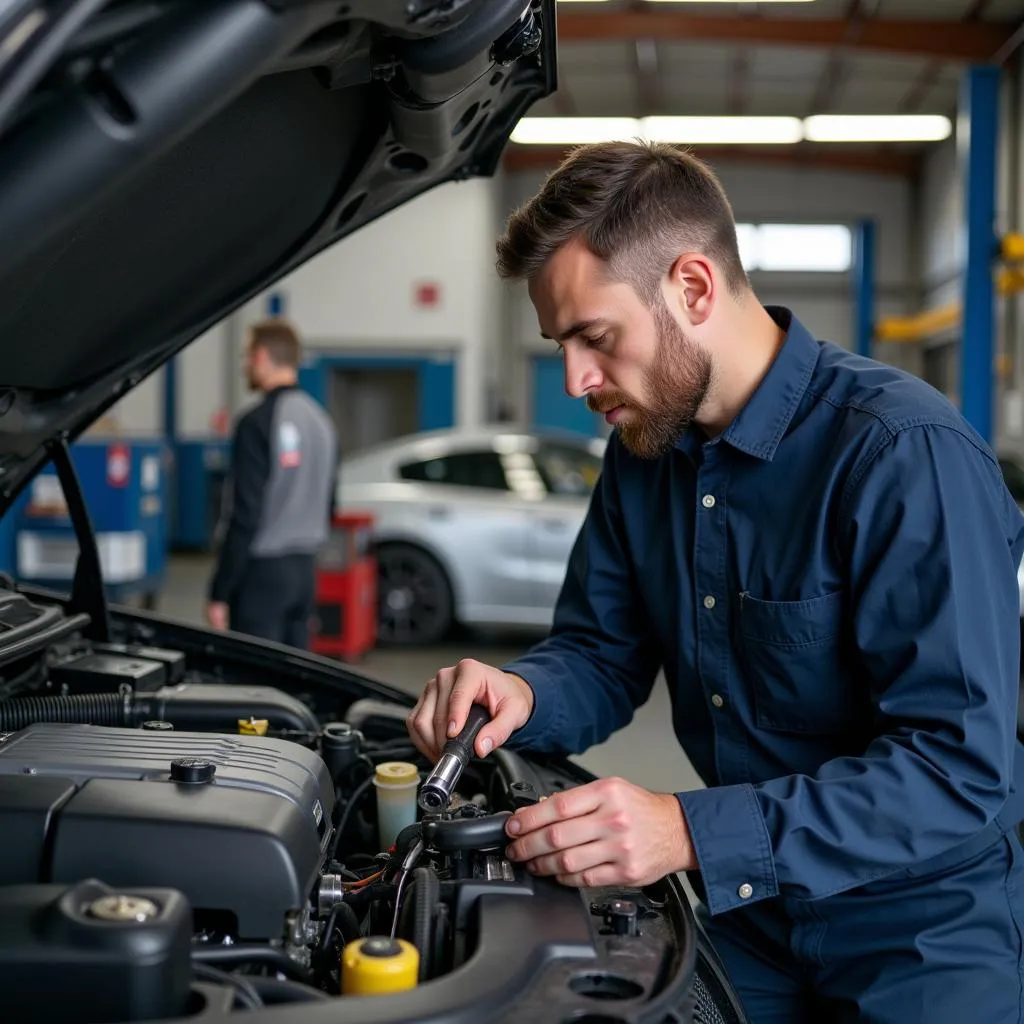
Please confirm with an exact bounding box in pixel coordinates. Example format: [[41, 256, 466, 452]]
[[556, 12, 1016, 63]]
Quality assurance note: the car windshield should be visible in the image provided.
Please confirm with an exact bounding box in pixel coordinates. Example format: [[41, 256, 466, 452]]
[[532, 442, 604, 497]]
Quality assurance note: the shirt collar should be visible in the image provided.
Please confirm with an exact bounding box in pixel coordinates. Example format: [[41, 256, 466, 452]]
[[684, 305, 819, 462]]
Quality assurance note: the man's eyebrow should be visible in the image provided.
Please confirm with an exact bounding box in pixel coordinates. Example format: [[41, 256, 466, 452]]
[[540, 319, 605, 343]]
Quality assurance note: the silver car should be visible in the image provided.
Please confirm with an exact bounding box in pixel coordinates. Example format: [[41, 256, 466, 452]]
[[336, 427, 606, 645]]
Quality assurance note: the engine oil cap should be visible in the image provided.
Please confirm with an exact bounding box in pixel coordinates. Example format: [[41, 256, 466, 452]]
[[170, 757, 216, 784], [89, 894, 160, 923]]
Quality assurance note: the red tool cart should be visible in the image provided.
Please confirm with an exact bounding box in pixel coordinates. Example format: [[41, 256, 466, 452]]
[[310, 512, 377, 661]]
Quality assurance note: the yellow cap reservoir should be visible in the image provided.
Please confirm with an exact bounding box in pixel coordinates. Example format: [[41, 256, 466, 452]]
[[342, 937, 419, 995]]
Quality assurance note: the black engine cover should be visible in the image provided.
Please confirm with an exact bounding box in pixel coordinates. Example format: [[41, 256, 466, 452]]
[[0, 723, 335, 939], [0, 878, 192, 1024]]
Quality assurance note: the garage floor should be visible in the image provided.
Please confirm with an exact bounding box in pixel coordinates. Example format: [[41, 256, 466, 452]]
[[159, 555, 705, 798]]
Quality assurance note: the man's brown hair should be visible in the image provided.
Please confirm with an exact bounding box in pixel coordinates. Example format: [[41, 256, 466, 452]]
[[496, 140, 749, 302], [250, 319, 301, 368]]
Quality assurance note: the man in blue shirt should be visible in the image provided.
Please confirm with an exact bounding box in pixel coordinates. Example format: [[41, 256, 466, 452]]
[[406, 141, 1024, 1021]]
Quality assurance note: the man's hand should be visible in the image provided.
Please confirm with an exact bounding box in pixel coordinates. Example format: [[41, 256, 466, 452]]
[[503, 776, 696, 888], [406, 659, 534, 763], [206, 602, 229, 632]]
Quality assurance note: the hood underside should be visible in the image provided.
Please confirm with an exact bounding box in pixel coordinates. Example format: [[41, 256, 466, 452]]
[[0, 0, 557, 512]]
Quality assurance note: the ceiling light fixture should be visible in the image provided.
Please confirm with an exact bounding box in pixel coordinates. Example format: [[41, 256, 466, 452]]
[[803, 114, 952, 142], [510, 114, 954, 146], [511, 116, 803, 145], [641, 1, 818, 4], [510, 117, 643, 145], [644, 116, 803, 145]]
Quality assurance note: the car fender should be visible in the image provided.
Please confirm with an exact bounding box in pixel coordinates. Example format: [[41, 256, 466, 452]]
[[369, 527, 467, 616]]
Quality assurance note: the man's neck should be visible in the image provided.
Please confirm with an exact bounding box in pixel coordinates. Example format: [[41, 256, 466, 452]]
[[261, 372, 298, 393], [694, 298, 785, 438]]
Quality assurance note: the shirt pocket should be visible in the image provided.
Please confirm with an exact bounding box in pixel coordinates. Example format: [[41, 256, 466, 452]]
[[737, 589, 850, 735]]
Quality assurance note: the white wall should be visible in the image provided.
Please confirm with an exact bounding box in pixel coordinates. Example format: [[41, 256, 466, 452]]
[[177, 324, 230, 438], [502, 159, 917, 420], [236, 175, 505, 428]]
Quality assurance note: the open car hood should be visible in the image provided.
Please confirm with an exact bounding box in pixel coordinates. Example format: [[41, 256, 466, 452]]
[[0, 0, 556, 512]]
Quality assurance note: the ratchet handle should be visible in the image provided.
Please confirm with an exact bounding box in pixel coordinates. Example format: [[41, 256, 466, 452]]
[[444, 703, 491, 761], [417, 704, 493, 812]]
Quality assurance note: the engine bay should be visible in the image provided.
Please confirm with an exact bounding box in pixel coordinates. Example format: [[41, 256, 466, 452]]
[[0, 587, 707, 1024]]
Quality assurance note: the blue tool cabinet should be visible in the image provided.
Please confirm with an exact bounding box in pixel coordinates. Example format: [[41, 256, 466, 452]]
[[11, 439, 169, 606]]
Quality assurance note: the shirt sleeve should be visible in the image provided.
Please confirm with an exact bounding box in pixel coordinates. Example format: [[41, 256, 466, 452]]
[[679, 423, 1024, 915], [209, 410, 270, 604], [502, 439, 662, 753]]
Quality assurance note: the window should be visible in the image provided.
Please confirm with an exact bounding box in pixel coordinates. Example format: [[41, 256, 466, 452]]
[[735, 223, 852, 273], [399, 451, 509, 491], [531, 443, 603, 498]]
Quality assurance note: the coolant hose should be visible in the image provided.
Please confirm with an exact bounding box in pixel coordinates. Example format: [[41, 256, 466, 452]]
[[0, 693, 130, 730], [411, 865, 439, 981]]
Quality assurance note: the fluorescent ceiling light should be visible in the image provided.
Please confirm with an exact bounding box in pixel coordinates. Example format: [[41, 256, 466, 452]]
[[511, 114, 954, 146], [510, 117, 641, 145], [644, 116, 802, 144], [511, 116, 802, 146], [804, 114, 952, 142]]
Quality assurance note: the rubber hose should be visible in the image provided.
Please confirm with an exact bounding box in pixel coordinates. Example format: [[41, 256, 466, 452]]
[[191, 945, 310, 983], [0, 693, 128, 730], [317, 901, 360, 959], [422, 811, 512, 851], [246, 977, 331, 1004], [411, 865, 439, 981]]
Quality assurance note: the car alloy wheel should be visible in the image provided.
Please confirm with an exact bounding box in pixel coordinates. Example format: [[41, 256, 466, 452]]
[[376, 543, 453, 646]]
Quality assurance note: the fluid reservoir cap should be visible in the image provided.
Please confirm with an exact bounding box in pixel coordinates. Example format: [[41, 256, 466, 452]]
[[142, 720, 174, 731], [361, 938, 403, 958], [374, 761, 418, 787], [170, 757, 216, 784], [89, 894, 160, 923]]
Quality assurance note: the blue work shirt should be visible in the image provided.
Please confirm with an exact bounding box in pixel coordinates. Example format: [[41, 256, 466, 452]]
[[504, 306, 1024, 916]]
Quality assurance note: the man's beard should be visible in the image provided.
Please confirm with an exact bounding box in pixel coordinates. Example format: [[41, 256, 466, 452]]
[[587, 303, 713, 459]]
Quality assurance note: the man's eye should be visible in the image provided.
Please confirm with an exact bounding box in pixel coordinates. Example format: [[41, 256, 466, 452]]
[[583, 334, 607, 348]]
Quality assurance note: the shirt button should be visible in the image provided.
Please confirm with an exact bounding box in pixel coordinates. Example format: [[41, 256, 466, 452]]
[[738, 883, 753, 900], [702, 494, 716, 509], [703, 595, 716, 610], [711, 694, 724, 709]]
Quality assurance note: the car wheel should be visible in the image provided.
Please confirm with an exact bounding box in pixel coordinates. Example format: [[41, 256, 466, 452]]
[[375, 543, 453, 646]]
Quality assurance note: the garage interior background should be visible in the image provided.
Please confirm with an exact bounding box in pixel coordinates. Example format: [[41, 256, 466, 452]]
[[6, 0, 1022, 799], [111, 2, 1024, 459]]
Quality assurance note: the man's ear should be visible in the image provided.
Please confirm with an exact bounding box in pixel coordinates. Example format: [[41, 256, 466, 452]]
[[666, 254, 714, 327]]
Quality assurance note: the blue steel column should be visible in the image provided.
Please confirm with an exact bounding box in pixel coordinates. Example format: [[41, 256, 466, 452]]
[[852, 219, 876, 359], [959, 64, 1001, 443]]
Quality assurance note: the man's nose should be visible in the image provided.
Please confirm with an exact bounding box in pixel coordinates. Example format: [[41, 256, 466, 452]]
[[563, 345, 602, 399]]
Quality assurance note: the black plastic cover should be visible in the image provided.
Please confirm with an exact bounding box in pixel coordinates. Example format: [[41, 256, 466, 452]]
[[140, 682, 321, 734], [0, 724, 336, 939], [0, 878, 192, 1024], [0, 774, 76, 884], [50, 652, 167, 692], [49, 777, 323, 940]]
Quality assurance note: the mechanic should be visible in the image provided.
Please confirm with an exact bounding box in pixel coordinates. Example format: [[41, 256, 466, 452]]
[[206, 319, 338, 649], [406, 140, 1024, 1022]]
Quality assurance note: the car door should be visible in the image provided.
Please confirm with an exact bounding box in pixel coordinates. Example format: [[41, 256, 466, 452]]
[[518, 441, 603, 618], [397, 449, 535, 622]]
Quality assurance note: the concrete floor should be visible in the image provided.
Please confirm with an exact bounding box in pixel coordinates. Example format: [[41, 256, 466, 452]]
[[159, 555, 705, 797]]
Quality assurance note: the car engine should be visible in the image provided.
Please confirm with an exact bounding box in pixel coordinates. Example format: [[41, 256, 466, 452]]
[[0, 588, 737, 1024]]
